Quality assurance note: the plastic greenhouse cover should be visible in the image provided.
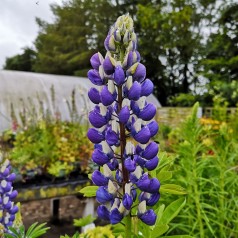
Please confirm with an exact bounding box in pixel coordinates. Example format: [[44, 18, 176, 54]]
[[0, 70, 161, 132]]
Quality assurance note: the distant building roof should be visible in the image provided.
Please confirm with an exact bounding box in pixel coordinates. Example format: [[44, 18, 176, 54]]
[[0, 70, 161, 132]]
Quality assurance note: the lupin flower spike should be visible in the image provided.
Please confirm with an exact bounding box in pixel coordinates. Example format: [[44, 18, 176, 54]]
[[87, 14, 160, 226], [0, 159, 18, 233]]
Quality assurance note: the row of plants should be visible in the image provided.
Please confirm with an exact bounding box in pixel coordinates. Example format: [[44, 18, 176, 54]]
[[155, 103, 238, 237], [0, 86, 93, 184]]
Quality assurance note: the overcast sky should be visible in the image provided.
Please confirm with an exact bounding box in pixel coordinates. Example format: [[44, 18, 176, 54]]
[[0, 0, 63, 69]]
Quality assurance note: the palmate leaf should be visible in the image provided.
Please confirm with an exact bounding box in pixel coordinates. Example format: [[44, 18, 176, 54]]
[[73, 215, 96, 227], [79, 186, 98, 197]]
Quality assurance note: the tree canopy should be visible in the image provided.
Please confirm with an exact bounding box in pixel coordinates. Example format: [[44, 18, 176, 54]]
[[3, 0, 238, 106]]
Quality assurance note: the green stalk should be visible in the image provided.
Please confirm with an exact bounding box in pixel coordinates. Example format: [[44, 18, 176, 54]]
[[125, 215, 132, 237], [192, 151, 204, 238]]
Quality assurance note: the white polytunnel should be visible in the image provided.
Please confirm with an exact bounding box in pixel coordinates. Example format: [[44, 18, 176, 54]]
[[0, 70, 161, 132]]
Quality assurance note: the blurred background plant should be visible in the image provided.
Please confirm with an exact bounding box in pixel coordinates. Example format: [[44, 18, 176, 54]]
[[0, 86, 93, 182]]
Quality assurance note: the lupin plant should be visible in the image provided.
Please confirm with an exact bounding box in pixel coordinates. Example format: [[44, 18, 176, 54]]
[[0, 159, 18, 235], [87, 14, 160, 235]]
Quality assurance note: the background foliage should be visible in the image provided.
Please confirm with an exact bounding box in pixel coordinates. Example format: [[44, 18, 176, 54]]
[[3, 0, 238, 106]]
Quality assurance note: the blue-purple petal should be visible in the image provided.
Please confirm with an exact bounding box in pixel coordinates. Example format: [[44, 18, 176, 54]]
[[139, 103, 156, 121], [119, 106, 130, 124], [105, 129, 119, 146], [122, 193, 133, 210], [92, 149, 110, 166], [88, 69, 104, 86], [97, 205, 110, 220], [87, 128, 104, 144], [101, 86, 115, 106], [110, 208, 123, 224], [128, 81, 141, 101], [90, 53, 101, 70], [114, 66, 125, 85], [142, 142, 159, 160], [138, 209, 157, 225], [147, 121, 159, 137], [89, 111, 107, 128], [141, 79, 154, 96], [103, 56, 115, 75], [145, 156, 159, 171], [133, 63, 146, 82], [88, 88, 101, 104], [124, 157, 136, 172], [92, 170, 109, 186], [133, 126, 151, 144], [96, 186, 114, 204]]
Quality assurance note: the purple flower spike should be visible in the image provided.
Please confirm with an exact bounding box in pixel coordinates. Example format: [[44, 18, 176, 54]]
[[124, 157, 136, 172], [122, 193, 133, 210], [101, 86, 115, 106], [97, 205, 110, 220], [103, 56, 115, 75], [145, 156, 159, 171], [88, 69, 104, 86], [96, 186, 114, 204], [141, 79, 154, 97], [92, 149, 110, 166], [89, 111, 107, 128], [139, 103, 156, 121], [148, 121, 159, 137], [142, 142, 159, 160], [138, 209, 157, 225], [92, 170, 109, 186], [88, 88, 101, 104], [133, 126, 151, 144], [87, 128, 104, 144], [110, 208, 123, 224], [90, 53, 102, 70], [119, 106, 130, 124], [114, 66, 125, 85], [87, 15, 160, 226], [128, 81, 141, 101]]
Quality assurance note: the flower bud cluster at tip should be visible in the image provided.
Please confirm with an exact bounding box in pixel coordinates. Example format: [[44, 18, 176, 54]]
[[87, 14, 160, 226], [0, 159, 18, 233]]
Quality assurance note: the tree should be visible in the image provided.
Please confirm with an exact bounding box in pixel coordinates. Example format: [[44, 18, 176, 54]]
[[33, 0, 117, 76], [201, 2, 238, 106], [3, 47, 36, 72]]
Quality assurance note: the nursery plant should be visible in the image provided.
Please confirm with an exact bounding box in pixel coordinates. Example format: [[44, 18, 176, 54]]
[[80, 14, 188, 237], [167, 103, 238, 237]]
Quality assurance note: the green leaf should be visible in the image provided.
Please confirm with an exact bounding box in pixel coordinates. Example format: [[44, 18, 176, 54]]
[[159, 197, 186, 225], [79, 186, 98, 197], [151, 224, 169, 237], [154, 204, 165, 224], [73, 215, 96, 227], [157, 171, 173, 182], [162, 235, 194, 238], [160, 184, 187, 195]]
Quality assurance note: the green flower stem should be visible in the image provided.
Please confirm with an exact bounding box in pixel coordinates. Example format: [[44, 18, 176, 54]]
[[192, 152, 204, 238], [125, 215, 132, 237]]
